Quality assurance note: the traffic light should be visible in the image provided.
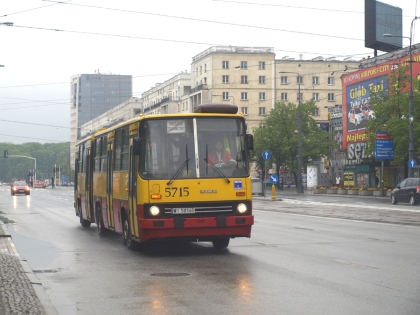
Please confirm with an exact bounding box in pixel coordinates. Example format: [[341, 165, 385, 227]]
[[4, 150, 8, 158]]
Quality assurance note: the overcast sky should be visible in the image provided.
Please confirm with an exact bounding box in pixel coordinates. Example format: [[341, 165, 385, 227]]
[[0, 0, 418, 144]]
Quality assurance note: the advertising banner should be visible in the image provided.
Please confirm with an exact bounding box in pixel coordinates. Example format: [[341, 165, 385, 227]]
[[341, 51, 420, 150]]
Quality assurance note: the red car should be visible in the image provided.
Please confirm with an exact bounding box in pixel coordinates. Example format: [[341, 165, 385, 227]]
[[11, 181, 31, 196]]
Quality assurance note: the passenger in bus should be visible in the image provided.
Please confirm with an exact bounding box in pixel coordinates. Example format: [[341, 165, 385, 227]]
[[208, 141, 237, 167]]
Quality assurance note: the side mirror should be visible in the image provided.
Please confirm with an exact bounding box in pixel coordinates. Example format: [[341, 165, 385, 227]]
[[133, 136, 141, 155], [245, 134, 253, 151]]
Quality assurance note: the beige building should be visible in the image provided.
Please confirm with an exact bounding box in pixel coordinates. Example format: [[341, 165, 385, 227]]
[[142, 72, 191, 115], [188, 46, 359, 132]]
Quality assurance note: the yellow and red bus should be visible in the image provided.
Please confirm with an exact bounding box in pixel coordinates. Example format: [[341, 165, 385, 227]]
[[74, 104, 254, 249]]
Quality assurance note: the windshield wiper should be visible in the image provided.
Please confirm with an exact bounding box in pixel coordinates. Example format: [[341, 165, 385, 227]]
[[204, 159, 230, 184], [167, 145, 189, 185]]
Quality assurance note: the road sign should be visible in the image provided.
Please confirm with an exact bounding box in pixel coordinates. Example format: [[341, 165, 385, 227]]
[[262, 150, 271, 160], [269, 174, 278, 184], [375, 139, 394, 160], [408, 159, 417, 168]]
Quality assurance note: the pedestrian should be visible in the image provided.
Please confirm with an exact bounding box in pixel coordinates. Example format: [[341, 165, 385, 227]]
[[51, 177, 55, 189], [335, 176, 340, 186], [375, 176, 379, 187]]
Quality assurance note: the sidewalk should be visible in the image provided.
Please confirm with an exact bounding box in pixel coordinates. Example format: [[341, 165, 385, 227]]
[[253, 187, 390, 200], [0, 221, 57, 315]]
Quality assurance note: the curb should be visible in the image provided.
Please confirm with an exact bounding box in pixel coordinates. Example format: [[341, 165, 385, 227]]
[[0, 221, 58, 315]]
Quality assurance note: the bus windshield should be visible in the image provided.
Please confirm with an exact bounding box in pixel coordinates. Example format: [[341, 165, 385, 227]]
[[139, 117, 250, 179]]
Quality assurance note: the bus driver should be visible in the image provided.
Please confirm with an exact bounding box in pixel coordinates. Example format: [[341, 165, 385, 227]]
[[208, 140, 237, 167]]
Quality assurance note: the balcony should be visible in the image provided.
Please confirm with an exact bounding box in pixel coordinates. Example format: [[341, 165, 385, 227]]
[[190, 84, 208, 94]]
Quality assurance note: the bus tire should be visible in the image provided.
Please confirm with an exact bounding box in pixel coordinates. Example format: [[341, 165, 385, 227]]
[[96, 205, 105, 238], [212, 237, 230, 249], [123, 213, 136, 250], [79, 203, 91, 228]]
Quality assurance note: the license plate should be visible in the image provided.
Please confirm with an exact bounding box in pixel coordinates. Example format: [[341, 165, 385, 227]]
[[170, 208, 195, 214]]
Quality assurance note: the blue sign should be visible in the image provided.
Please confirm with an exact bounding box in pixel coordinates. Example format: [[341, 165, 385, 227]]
[[234, 180, 243, 190], [408, 159, 417, 168], [375, 140, 394, 160], [262, 150, 271, 160], [269, 174, 278, 184]]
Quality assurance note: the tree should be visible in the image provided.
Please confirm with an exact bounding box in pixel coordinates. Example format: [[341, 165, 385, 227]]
[[252, 101, 335, 189], [364, 64, 420, 177]]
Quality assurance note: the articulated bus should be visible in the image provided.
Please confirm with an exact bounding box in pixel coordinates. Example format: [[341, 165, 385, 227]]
[[74, 104, 254, 249]]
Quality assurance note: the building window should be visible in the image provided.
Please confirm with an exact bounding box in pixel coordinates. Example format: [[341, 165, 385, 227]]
[[196, 68, 198, 76], [297, 76, 303, 84], [204, 64, 207, 73], [259, 76, 266, 84], [241, 75, 248, 84], [328, 77, 335, 85], [222, 61, 229, 69], [200, 66, 202, 75], [241, 61, 248, 69], [313, 93, 320, 101], [281, 92, 288, 101], [312, 76, 319, 85], [259, 107, 266, 115], [281, 76, 289, 84], [259, 61, 266, 70], [222, 92, 229, 100], [241, 92, 248, 100], [222, 75, 229, 83], [259, 92, 266, 100], [241, 107, 248, 115], [298, 93, 303, 101], [328, 93, 335, 101], [314, 107, 319, 116]]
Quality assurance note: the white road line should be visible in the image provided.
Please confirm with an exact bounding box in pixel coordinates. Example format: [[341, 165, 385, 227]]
[[277, 198, 420, 213]]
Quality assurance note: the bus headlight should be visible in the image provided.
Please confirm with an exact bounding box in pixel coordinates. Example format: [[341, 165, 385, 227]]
[[237, 203, 247, 214], [149, 206, 160, 216]]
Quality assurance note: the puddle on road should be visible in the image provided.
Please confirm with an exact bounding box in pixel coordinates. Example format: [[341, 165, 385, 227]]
[[8, 226, 60, 271]]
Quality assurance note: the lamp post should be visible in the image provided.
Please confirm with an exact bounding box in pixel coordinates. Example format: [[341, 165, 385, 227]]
[[279, 71, 303, 193], [384, 16, 418, 177]]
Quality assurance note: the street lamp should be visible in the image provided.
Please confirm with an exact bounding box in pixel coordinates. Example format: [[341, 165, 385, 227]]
[[384, 16, 418, 177], [279, 71, 303, 193]]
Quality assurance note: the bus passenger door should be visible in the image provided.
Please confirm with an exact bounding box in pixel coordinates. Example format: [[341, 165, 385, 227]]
[[85, 148, 93, 221], [106, 143, 115, 228], [128, 142, 138, 239]]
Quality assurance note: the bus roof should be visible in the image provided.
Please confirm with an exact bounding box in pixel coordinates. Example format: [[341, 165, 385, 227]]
[[77, 104, 243, 144]]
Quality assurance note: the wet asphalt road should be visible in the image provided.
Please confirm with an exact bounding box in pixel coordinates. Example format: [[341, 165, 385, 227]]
[[0, 187, 419, 315]]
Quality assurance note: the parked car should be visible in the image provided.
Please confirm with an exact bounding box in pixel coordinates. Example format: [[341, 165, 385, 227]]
[[11, 181, 31, 196], [391, 178, 420, 205]]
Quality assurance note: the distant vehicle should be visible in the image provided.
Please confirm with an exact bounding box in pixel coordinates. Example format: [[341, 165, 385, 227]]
[[391, 178, 420, 205], [361, 105, 374, 120], [11, 181, 30, 196], [348, 108, 364, 126]]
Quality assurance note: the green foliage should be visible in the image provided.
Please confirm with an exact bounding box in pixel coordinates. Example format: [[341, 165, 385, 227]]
[[364, 64, 420, 173], [0, 142, 71, 183], [252, 101, 335, 181]]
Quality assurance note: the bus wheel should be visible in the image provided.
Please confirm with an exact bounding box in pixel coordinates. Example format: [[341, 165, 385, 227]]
[[79, 206, 91, 228], [212, 237, 230, 249], [123, 215, 136, 250], [96, 206, 105, 237]]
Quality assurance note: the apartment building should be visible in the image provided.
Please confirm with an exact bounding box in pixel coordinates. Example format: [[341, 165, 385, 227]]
[[70, 73, 132, 169], [189, 46, 359, 132], [190, 46, 276, 132], [142, 72, 191, 116]]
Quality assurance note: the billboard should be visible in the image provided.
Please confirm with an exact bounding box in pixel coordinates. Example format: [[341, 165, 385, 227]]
[[365, 0, 402, 52], [341, 51, 420, 151]]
